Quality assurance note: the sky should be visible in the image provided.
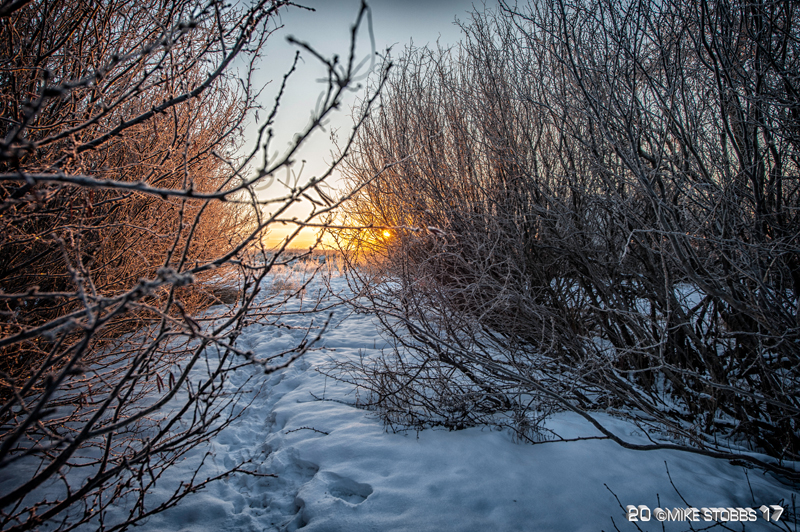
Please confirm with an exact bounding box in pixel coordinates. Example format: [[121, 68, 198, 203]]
[[247, 0, 492, 248]]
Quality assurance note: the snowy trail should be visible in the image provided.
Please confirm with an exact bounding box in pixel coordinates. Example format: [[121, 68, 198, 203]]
[[134, 274, 797, 532]]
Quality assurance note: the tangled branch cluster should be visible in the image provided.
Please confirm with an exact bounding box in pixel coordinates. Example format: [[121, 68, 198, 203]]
[[0, 0, 387, 529], [336, 0, 800, 482]]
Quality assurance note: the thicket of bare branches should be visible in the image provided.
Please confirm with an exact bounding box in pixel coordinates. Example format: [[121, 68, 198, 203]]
[[336, 0, 800, 482], [0, 0, 386, 529]]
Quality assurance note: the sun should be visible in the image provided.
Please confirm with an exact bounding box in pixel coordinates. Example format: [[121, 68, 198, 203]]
[[383, 230, 391, 238]]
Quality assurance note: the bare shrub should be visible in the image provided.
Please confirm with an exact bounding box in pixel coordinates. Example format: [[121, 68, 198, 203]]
[[0, 0, 387, 529], [336, 0, 800, 481]]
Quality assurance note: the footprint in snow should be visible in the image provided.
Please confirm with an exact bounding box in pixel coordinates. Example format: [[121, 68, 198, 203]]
[[325, 473, 373, 504], [302, 471, 373, 505]]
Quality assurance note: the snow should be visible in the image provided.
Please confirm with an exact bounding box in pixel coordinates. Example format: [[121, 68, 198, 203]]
[[9, 266, 799, 531], [121, 268, 796, 532]]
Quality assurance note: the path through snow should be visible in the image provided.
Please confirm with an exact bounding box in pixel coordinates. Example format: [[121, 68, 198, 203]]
[[130, 273, 797, 532]]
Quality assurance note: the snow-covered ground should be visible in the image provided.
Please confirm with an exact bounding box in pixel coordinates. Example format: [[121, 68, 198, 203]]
[[95, 268, 799, 531]]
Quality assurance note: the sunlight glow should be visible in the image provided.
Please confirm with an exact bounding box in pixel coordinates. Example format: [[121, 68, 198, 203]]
[[383, 230, 391, 238]]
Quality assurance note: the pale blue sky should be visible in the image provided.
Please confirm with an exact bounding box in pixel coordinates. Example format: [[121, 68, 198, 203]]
[[247, 0, 493, 245]]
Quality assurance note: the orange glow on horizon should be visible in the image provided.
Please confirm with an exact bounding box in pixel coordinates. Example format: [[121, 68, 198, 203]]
[[262, 226, 337, 250]]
